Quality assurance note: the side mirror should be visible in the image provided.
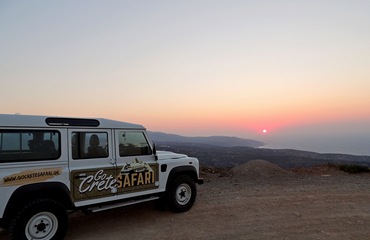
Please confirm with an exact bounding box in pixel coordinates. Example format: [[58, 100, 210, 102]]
[[153, 143, 158, 161]]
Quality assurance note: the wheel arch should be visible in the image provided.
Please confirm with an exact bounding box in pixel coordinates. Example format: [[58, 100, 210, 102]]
[[165, 166, 198, 190], [2, 182, 73, 228]]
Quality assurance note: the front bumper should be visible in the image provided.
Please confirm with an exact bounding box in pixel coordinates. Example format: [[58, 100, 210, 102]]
[[197, 178, 204, 185]]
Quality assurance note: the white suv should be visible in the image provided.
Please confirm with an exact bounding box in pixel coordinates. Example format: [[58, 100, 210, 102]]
[[0, 114, 203, 239]]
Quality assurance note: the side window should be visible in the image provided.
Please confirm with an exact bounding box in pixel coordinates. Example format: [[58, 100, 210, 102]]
[[72, 132, 108, 159], [118, 131, 152, 157], [0, 130, 60, 162]]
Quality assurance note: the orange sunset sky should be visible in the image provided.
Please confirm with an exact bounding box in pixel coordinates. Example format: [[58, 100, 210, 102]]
[[1, 1, 370, 154]]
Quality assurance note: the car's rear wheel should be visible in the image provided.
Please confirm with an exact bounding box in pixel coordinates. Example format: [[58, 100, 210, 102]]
[[8, 198, 68, 240]]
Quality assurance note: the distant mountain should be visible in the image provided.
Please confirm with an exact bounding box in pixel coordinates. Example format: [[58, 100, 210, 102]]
[[147, 132, 370, 169], [155, 142, 370, 169], [147, 131, 264, 148]]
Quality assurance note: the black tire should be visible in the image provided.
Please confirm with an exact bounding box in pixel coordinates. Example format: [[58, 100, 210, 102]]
[[167, 175, 197, 213], [8, 198, 68, 240]]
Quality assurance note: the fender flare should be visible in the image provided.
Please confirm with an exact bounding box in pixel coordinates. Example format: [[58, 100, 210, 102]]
[[165, 166, 203, 191], [2, 182, 73, 227]]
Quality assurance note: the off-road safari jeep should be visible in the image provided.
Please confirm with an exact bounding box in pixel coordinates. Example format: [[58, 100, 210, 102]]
[[0, 114, 203, 239]]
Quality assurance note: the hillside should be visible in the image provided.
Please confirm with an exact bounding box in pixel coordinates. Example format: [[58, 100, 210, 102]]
[[148, 131, 264, 148], [156, 142, 370, 169]]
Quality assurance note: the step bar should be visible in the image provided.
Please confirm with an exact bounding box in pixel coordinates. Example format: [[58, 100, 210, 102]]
[[88, 196, 160, 213]]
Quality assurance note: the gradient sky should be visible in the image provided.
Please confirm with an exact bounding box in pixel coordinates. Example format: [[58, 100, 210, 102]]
[[1, 1, 370, 154]]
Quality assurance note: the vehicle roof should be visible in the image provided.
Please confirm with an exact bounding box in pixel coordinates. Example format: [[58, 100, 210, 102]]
[[0, 114, 145, 129]]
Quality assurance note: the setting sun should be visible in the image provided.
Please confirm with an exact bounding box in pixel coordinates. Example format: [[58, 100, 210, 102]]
[[262, 129, 267, 134]]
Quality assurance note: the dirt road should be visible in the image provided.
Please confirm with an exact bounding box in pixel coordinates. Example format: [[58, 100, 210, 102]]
[[1, 161, 370, 239]]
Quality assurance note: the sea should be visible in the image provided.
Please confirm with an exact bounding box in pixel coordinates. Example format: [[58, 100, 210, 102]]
[[260, 136, 370, 156]]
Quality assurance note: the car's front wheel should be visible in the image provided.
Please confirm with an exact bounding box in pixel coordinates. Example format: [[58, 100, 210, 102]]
[[8, 198, 68, 240], [167, 175, 197, 213]]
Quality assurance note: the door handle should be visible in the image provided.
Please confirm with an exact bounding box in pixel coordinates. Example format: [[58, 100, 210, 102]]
[[75, 173, 87, 179]]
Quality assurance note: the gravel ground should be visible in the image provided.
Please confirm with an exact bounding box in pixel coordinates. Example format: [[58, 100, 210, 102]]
[[1, 160, 370, 240]]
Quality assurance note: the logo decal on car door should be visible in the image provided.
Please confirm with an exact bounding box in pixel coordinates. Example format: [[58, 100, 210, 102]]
[[71, 159, 158, 201]]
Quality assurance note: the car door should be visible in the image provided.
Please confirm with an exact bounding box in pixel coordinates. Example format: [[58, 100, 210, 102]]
[[68, 129, 116, 204], [114, 130, 159, 198]]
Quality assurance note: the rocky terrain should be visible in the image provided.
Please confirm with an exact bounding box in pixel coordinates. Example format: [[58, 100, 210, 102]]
[[2, 160, 369, 240], [62, 160, 370, 240], [63, 161, 370, 239]]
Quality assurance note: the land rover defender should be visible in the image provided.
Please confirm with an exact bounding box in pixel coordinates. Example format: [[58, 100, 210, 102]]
[[0, 114, 203, 239]]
